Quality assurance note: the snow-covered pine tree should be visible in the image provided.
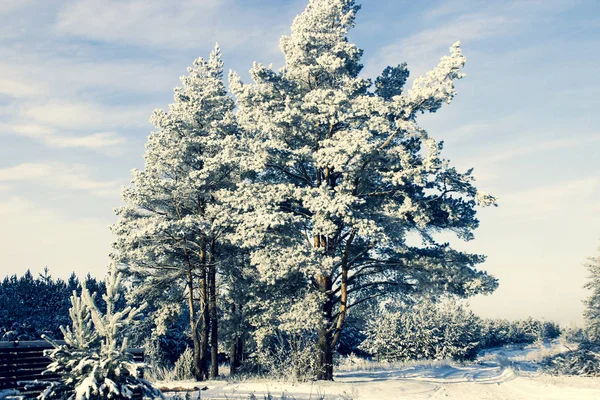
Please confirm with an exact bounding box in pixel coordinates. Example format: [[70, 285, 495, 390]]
[[37, 265, 163, 399], [584, 246, 600, 342], [358, 306, 402, 362], [228, 0, 497, 380], [112, 44, 238, 380]]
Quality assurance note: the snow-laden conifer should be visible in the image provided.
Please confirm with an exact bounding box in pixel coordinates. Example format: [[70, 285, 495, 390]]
[[228, 0, 497, 380], [584, 246, 600, 341], [36, 265, 163, 399], [112, 44, 237, 380]]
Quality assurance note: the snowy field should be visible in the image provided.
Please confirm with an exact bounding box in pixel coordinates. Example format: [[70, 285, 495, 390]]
[[157, 342, 600, 400]]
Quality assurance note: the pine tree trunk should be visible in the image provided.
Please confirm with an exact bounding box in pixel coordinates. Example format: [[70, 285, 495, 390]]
[[331, 230, 355, 348], [209, 240, 219, 378], [229, 302, 238, 376], [316, 274, 334, 381], [236, 335, 244, 369], [229, 338, 237, 375], [186, 249, 204, 381], [199, 265, 210, 379], [199, 245, 210, 379]]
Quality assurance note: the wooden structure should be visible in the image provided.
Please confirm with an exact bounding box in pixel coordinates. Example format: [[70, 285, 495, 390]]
[[0, 340, 144, 398]]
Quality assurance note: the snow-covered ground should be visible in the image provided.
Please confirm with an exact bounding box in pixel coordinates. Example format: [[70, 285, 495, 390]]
[[157, 342, 600, 399]]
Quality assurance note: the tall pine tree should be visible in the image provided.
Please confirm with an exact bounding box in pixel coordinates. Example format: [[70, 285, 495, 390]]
[[112, 45, 237, 380], [228, 0, 497, 380]]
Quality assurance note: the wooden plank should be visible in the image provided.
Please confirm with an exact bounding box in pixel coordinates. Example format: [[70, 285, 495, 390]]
[[11, 357, 52, 365], [0, 341, 63, 349], [0, 369, 58, 379], [0, 359, 51, 370], [0, 367, 51, 377], [0, 349, 16, 390]]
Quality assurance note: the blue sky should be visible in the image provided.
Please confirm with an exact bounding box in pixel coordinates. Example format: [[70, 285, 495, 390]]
[[0, 0, 598, 325]]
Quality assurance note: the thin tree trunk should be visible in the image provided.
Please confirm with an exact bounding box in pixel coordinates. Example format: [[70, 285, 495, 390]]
[[186, 248, 204, 381], [229, 302, 244, 375], [332, 230, 356, 348], [209, 239, 219, 378], [236, 334, 243, 369], [199, 251, 210, 380], [229, 302, 238, 375]]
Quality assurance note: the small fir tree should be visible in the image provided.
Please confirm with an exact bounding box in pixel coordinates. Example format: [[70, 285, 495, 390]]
[[584, 246, 600, 342], [359, 298, 481, 362], [36, 265, 163, 400]]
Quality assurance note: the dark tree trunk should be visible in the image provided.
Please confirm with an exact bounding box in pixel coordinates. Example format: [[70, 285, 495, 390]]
[[229, 303, 244, 375], [209, 240, 219, 378], [316, 274, 334, 381], [186, 245, 206, 381], [186, 268, 204, 381], [199, 261, 210, 380], [235, 335, 244, 369], [229, 302, 238, 376]]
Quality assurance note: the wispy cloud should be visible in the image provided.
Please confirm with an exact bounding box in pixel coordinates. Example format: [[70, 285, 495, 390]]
[[0, 57, 179, 99], [498, 176, 600, 221], [364, 13, 517, 79], [464, 133, 600, 168], [2, 123, 127, 150], [487, 135, 600, 164], [54, 0, 294, 54], [0, 78, 45, 98], [0, 162, 124, 197], [362, 0, 579, 80], [19, 100, 148, 131]]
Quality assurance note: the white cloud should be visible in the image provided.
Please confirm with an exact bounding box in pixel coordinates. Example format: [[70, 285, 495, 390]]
[[364, 13, 517, 79], [0, 162, 124, 197], [47, 132, 126, 149], [363, 0, 582, 82], [485, 135, 600, 164], [54, 0, 291, 53], [461, 133, 600, 169], [19, 100, 149, 131], [3, 123, 127, 150], [0, 78, 45, 98], [0, 58, 178, 98]]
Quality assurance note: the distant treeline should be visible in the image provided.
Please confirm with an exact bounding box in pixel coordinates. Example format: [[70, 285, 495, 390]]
[[0, 268, 107, 341], [0, 267, 563, 375], [0, 268, 190, 366]]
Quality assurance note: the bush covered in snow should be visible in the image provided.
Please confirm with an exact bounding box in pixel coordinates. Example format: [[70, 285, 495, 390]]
[[173, 347, 195, 381], [542, 342, 600, 376], [479, 318, 560, 348], [246, 333, 320, 382]]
